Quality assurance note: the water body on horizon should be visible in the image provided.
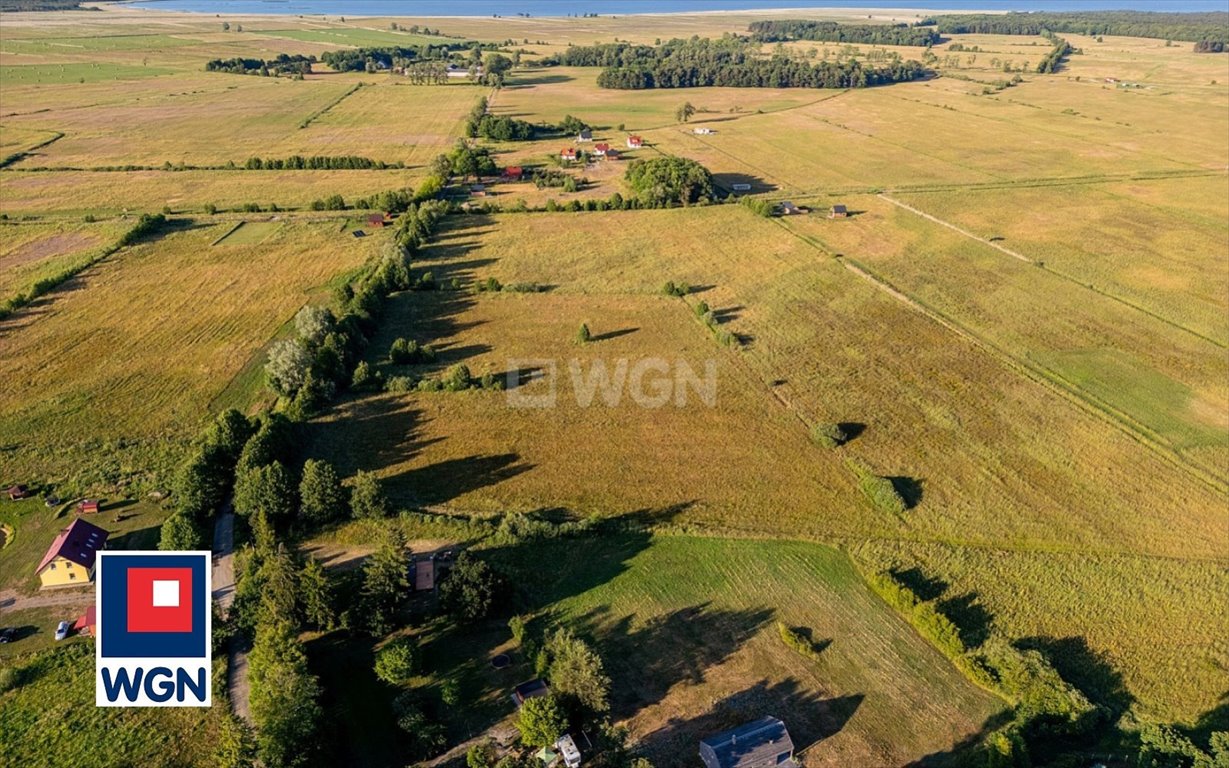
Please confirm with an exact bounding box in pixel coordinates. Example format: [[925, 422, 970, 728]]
[[127, 0, 1229, 17]]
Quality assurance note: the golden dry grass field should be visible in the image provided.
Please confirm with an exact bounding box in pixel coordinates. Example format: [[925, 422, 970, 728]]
[[0, 5, 1226, 763]]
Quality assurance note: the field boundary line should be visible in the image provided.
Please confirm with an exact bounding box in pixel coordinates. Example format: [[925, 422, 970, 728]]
[[210, 221, 244, 246], [839, 256, 1228, 495], [769, 218, 1227, 496], [879, 193, 1228, 349], [0, 130, 64, 169], [298, 82, 363, 130]]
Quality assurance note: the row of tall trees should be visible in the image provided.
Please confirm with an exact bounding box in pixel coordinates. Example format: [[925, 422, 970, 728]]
[[1036, 36, 1073, 74], [242, 155, 398, 170], [748, 20, 940, 46], [929, 11, 1229, 45], [205, 54, 313, 77]]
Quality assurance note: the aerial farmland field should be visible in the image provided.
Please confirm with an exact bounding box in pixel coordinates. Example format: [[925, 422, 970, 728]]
[[0, 4, 1225, 768]]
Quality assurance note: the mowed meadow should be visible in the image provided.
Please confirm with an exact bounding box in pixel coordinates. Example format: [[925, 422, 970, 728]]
[[0, 5, 1226, 763]]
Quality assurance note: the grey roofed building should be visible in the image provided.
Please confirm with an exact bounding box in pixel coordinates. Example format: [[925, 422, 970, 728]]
[[699, 716, 796, 768]]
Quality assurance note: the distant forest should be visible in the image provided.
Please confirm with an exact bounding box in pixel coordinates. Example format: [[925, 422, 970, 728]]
[[550, 39, 925, 90], [0, 0, 88, 9], [929, 11, 1229, 46], [748, 20, 940, 47]]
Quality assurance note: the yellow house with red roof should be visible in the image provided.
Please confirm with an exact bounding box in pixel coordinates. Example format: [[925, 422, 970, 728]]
[[36, 517, 108, 589]]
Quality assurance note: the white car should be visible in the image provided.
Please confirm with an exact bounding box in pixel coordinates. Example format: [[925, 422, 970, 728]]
[[54, 620, 69, 641]]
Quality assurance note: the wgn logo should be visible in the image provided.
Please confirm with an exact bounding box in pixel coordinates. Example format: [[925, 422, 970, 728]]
[[96, 551, 212, 707]]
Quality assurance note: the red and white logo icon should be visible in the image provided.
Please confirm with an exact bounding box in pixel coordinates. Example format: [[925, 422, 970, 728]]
[[126, 567, 193, 634]]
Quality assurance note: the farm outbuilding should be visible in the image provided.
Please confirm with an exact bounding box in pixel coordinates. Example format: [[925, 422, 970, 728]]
[[79, 499, 99, 514], [778, 202, 808, 216], [830, 204, 848, 218], [503, 166, 524, 181], [366, 213, 387, 228], [699, 716, 796, 768], [413, 558, 436, 592], [577, 129, 593, 142], [513, 678, 550, 706], [72, 605, 97, 637]]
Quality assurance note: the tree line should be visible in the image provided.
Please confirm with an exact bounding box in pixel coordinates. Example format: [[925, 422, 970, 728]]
[[551, 38, 925, 90], [927, 11, 1229, 45], [242, 155, 401, 170], [748, 19, 940, 46], [464, 96, 592, 142], [0, 212, 166, 321], [205, 54, 313, 77], [1036, 35, 1073, 74]]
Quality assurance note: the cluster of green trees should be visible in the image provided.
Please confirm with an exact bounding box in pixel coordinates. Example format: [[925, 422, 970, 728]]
[[432, 140, 498, 182], [625, 156, 715, 208], [1036, 36, 1073, 74], [747, 20, 940, 46], [262, 198, 449, 417], [1, 212, 167, 321], [549, 38, 925, 89], [205, 54, 313, 77], [319, 44, 462, 72], [158, 408, 255, 550], [242, 155, 400, 170], [465, 97, 537, 140], [928, 11, 1229, 45], [1194, 40, 1226, 52], [692, 298, 737, 347]]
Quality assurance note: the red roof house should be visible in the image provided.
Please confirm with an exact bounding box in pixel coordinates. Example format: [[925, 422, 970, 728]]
[[626, 135, 644, 148], [594, 143, 611, 156], [560, 148, 578, 161], [72, 605, 97, 637], [36, 517, 108, 586], [366, 213, 387, 228], [79, 499, 100, 514], [503, 166, 524, 181]]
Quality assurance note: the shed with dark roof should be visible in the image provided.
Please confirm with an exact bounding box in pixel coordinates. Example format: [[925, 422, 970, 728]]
[[699, 716, 796, 768]]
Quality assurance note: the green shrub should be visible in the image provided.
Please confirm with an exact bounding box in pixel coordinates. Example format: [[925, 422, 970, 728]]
[[477, 276, 503, 293], [847, 459, 906, 516], [374, 636, 418, 684], [384, 375, 415, 393], [809, 422, 848, 448], [662, 281, 690, 297], [0, 666, 20, 693], [777, 622, 825, 662], [576, 323, 591, 344], [694, 300, 710, 317], [443, 364, 473, 392]]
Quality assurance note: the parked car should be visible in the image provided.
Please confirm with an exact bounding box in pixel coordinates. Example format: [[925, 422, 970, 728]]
[[54, 620, 69, 641], [0, 627, 16, 643]]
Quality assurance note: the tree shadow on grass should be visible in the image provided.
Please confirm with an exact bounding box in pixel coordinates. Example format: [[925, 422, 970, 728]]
[[389, 452, 533, 507], [589, 327, 638, 342], [890, 567, 948, 602], [637, 679, 862, 768], [1015, 635, 1134, 719], [888, 476, 924, 509], [937, 592, 994, 649]]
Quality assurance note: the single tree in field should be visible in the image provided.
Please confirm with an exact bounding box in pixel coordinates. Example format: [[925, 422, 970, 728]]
[[349, 470, 390, 519], [517, 694, 568, 747], [374, 636, 418, 684], [676, 101, 696, 123], [576, 323, 591, 345], [159, 512, 202, 551], [248, 619, 321, 768], [233, 461, 297, 525], [299, 558, 335, 630], [546, 627, 611, 714], [361, 526, 410, 635], [439, 552, 498, 623], [299, 459, 345, 526]]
